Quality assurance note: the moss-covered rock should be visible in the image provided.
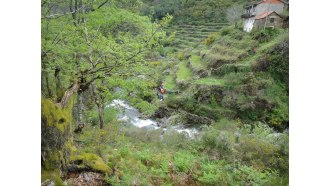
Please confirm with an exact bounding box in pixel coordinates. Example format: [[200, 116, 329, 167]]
[[42, 99, 71, 133], [41, 97, 75, 183], [70, 153, 112, 175]]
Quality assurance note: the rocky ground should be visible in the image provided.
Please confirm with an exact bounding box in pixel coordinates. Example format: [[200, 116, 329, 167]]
[[42, 172, 106, 186]]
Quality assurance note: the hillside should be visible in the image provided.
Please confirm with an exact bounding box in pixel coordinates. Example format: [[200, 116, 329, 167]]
[[167, 22, 229, 50], [162, 25, 289, 131], [41, 1, 289, 185]]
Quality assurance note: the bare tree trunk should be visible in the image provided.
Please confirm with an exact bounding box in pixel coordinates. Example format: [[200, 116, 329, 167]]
[[97, 102, 105, 129], [45, 72, 53, 98], [42, 70, 50, 98], [55, 66, 62, 102], [91, 83, 105, 129], [70, 0, 77, 26], [77, 91, 84, 124], [78, 0, 84, 24], [58, 83, 79, 108]]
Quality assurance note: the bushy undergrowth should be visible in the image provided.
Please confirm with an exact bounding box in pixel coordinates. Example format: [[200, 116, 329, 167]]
[[251, 31, 289, 86], [250, 28, 283, 43], [204, 33, 218, 46], [72, 119, 288, 185]]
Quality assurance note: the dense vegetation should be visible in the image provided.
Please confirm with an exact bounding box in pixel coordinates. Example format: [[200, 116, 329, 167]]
[[41, 0, 289, 185], [141, 0, 250, 24]]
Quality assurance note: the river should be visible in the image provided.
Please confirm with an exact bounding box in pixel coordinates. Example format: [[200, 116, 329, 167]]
[[106, 99, 198, 138]]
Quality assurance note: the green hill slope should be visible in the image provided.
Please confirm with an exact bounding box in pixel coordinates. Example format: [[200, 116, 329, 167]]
[[162, 26, 289, 131]]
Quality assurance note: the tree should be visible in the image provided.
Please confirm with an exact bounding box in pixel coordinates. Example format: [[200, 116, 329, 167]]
[[226, 4, 243, 27], [42, 1, 172, 128]]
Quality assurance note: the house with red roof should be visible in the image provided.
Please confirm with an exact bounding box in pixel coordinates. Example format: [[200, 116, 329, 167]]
[[242, 0, 288, 32]]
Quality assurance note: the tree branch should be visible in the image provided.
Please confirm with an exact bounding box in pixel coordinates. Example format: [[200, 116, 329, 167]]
[[42, 6, 85, 19], [57, 83, 80, 108], [91, 0, 109, 12]]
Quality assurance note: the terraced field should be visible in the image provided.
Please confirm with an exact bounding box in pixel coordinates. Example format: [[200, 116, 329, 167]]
[[176, 60, 192, 82], [193, 77, 225, 86], [163, 23, 229, 88], [162, 23, 283, 96], [166, 23, 229, 50]]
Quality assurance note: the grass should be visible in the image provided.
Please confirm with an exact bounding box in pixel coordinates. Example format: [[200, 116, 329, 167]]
[[239, 32, 286, 65], [164, 73, 176, 90], [176, 61, 192, 81], [191, 49, 201, 55], [194, 77, 225, 86], [257, 35, 283, 52], [241, 52, 262, 65], [190, 55, 204, 71], [177, 34, 209, 38], [204, 52, 237, 64], [171, 23, 227, 51], [186, 37, 203, 42], [214, 35, 257, 50]]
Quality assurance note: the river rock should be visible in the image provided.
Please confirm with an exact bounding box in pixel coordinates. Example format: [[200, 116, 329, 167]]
[[198, 70, 209, 78], [83, 173, 92, 182], [153, 106, 171, 118], [158, 114, 184, 128], [181, 111, 214, 126]]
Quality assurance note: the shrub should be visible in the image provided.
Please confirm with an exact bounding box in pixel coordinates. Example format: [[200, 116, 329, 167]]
[[182, 97, 197, 112], [263, 80, 289, 128], [159, 47, 177, 56], [177, 52, 185, 61], [220, 26, 235, 36], [250, 28, 281, 43], [266, 36, 289, 85], [252, 57, 270, 72], [162, 130, 191, 149], [204, 34, 216, 46], [235, 124, 288, 173], [200, 128, 234, 159]]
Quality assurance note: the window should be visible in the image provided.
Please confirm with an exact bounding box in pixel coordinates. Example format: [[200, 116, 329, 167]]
[[270, 18, 275, 23]]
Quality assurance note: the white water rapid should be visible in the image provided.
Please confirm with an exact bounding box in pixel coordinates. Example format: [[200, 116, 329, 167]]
[[106, 99, 198, 138]]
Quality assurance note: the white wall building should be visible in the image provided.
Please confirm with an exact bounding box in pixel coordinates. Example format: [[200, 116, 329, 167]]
[[242, 0, 288, 32]]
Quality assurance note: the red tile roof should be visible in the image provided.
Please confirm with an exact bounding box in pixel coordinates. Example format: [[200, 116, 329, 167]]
[[255, 11, 281, 19], [258, 0, 287, 4]]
